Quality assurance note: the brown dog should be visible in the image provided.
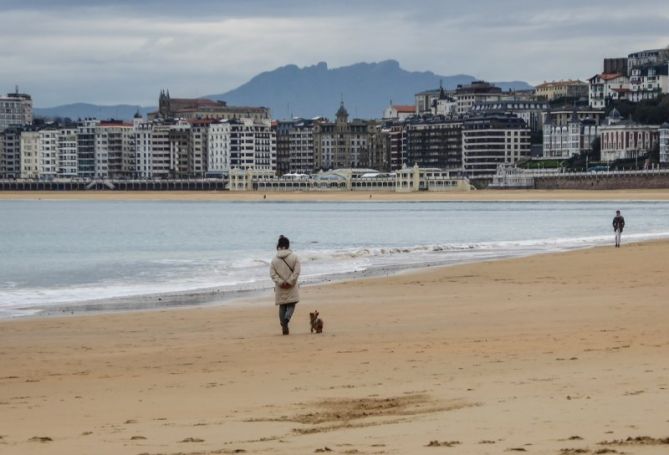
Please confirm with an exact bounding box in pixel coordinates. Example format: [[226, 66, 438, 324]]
[[310, 311, 324, 334]]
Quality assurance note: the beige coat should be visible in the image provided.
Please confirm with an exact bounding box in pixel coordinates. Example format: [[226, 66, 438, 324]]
[[269, 249, 301, 305]]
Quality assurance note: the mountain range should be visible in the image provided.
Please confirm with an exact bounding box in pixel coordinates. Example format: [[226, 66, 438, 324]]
[[34, 60, 533, 121]]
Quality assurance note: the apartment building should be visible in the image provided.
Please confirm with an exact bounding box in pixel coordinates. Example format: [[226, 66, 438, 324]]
[[95, 121, 136, 179], [207, 121, 232, 177], [403, 116, 463, 170], [453, 81, 504, 115], [0, 91, 32, 131], [0, 127, 23, 178], [629, 63, 669, 102], [462, 113, 530, 178], [314, 102, 373, 170], [229, 118, 276, 171], [77, 119, 98, 179], [58, 128, 79, 178], [470, 100, 549, 132], [189, 119, 212, 178], [275, 118, 321, 174]]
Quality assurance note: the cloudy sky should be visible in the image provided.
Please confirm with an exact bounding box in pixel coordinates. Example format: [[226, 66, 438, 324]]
[[1, 0, 668, 107]]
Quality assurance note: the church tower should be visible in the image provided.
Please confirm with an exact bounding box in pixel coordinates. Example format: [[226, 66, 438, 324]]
[[158, 89, 171, 118], [335, 100, 349, 125]]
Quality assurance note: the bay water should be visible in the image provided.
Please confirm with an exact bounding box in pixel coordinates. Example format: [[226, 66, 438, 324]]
[[1, 200, 668, 318]]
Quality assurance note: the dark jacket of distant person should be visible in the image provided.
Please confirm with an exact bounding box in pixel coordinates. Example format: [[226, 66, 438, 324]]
[[613, 214, 625, 232]]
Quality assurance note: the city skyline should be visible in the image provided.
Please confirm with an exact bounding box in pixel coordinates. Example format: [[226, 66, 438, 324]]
[[2, 0, 669, 107]]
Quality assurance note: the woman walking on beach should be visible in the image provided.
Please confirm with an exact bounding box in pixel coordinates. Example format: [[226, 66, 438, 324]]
[[270, 235, 301, 335]]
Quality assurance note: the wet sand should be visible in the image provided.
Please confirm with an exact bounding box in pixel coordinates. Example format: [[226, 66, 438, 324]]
[[1, 241, 668, 454], [2, 189, 669, 201]]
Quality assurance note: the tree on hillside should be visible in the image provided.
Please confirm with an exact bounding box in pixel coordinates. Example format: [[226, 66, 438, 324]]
[[590, 137, 601, 162], [608, 95, 669, 124]]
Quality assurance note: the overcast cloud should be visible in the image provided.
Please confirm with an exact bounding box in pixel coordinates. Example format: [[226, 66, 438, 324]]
[[1, 0, 668, 107]]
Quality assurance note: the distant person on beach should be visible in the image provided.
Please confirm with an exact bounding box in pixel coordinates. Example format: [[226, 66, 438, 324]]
[[613, 210, 625, 248], [270, 235, 301, 335]]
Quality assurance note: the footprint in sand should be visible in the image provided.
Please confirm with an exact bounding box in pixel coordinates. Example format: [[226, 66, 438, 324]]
[[28, 436, 53, 443], [180, 437, 205, 443], [426, 440, 460, 447]]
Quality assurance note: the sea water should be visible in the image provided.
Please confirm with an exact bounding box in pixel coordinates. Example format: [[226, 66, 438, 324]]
[[1, 200, 668, 318]]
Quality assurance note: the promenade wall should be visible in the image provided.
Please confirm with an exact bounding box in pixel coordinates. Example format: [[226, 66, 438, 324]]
[[534, 171, 669, 190], [0, 179, 228, 191]]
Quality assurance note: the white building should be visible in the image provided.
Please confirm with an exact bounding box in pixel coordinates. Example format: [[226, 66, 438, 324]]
[[134, 121, 153, 179], [0, 91, 32, 131], [229, 118, 276, 171], [433, 96, 457, 117], [207, 121, 231, 176], [149, 123, 172, 179], [629, 63, 669, 102], [207, 118, 276, 176], [38, 129, 59, 179], [542, 119, 598, 160], [95, 121, 135, 179], [588, 73, 629, 109], [58, 128, 79, 178], [660, 122, 669, 165], [383, 104, 416, 121], [228, 165, 470, 192], [132, 120, 191, 179]]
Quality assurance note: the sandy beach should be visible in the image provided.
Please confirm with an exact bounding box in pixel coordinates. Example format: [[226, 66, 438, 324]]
[[2, 189, 669, 201], [1, 241, 668, 454]]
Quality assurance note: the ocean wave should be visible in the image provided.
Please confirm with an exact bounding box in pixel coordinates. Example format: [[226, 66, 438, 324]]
[[299, 231, 669, 261], [2, 230, 669, 318]]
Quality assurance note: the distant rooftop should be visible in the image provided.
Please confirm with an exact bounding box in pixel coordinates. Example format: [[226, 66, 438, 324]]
[[535, 80, 587, 89], [392, 105, 416, 113]]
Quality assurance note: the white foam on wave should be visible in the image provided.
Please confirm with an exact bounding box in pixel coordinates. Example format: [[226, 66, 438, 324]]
[[2, 230, 669, 318]]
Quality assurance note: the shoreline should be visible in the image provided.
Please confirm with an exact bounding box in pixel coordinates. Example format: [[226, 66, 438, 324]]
[[1, 240, 668, 454], [11, 235, 668, 321], [20, 251, 520, 320], [2, 188, 669, 201], [1, 236, 634, 319]]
